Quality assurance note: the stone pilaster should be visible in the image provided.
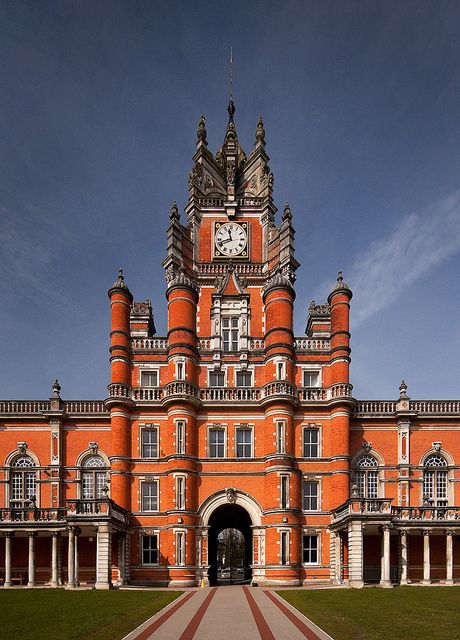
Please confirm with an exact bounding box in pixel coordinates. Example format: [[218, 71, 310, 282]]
[[95, 524, 112, 589], [348, 522, 364, 588]]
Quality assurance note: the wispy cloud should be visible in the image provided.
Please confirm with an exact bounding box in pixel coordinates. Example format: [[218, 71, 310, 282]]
[[348, 189, 460, 326]]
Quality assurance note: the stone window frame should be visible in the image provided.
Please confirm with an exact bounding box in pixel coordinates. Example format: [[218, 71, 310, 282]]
[[275, 419, 286, 454], [174, 529, 186, 566], [301, 530, 321, 565], [279, 473, 290, 509], [139, 366, 160, 388], [301, 365, 322, 388], [234, 424, 253, 459], [302, 476, 321, 512], [207, 424, 227, 459], [278, 529, 290, 566], [75, 449, 110, 501], [301, 424, 322, 458], [175, 358, 186, 381], [174, 474, 186, 511], [175, 419, 186, 455], [419, 446, 454, 506], [139, 477, 159, 512], [140, 530, 160, 566], [350, 448, 385, 500], [139, 423, 160, 459], [6, 449, 41, 508]]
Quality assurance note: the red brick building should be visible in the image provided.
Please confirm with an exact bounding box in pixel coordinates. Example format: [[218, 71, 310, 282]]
[[1, 103, 459, 588]]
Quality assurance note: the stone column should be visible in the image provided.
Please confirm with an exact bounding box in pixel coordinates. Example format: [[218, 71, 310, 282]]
[[4, 533, 14, 588], [27, 532, 37, 587], [51, 532, 60, 587], [348, 522, 364, 588], [446, 530, 454, 585], [67, 526, 76, 589], [380, 525, 392, 588], [400, 530, 408, 585], [74, 528, 80, 587], [422, 530, 431, 585], [95, 524, 112, 589], [331, 531, 342, 584]]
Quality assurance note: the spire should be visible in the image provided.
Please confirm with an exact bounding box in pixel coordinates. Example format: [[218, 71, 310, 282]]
[[51, 379, 61, 398], [108, 267, 133, 301], [170, 200, 180, 221], [196, 115, 207, 146], [255, 116, 265, 147]]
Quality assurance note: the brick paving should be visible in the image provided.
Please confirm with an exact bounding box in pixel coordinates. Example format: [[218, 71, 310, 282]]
[[122, 586, 334, 640]]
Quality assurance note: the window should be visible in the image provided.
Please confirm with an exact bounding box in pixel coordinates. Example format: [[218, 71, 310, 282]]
[[276, 361, 286, 380], [10, 455, 36, 507], [303, 428, 319, 458], [236, 371, 252, 387], [236, 428, 252, 458], [81, 455, 107, 500], [302, 480, 319, 511], [302, 535, 319, 564], [141, 370, 158, 387], [280, 475, 289, 509], [354, 454, 378, 499], [176, 361, 185, 380], [209, 371, 225, 387], [142, 535, 158, 565], [222, 317, 239, 352], [176, 421, 185, 455], [176, 531, 185, 565], [176, 476, 186, 510], [302, 370, 320, 387], [141, 428, 158, 458], [280, 531, 289, 565], [209, 428, 225, 458], [423, 454, 448, 506], [276, 421, 286, 454], [141, 481, 158, 511]]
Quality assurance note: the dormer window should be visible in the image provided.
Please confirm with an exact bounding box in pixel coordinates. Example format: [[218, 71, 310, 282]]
[[222, 317, 239, 352]]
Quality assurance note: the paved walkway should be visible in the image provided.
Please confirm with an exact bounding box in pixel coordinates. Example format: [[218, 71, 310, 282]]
[[123, 586, 334, 640]]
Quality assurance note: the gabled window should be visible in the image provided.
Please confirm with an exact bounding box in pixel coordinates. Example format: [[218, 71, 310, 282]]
[[222, 317, 239, 352], [141, 428, 158, 458], [209, 371, 225, 387], [236, 428, 252, 458], [423, 454, 448, 506], [236, 371, 252, 387], [141, 481, 158, 511], [140, 370, 159, 387], [303, 428, 319, 458]]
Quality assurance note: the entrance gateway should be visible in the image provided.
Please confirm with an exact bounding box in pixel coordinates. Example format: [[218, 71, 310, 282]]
[[198, 490, 265, 586]]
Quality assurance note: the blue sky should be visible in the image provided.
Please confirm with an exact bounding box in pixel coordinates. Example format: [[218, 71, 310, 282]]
[[1, 1, 459, 400]]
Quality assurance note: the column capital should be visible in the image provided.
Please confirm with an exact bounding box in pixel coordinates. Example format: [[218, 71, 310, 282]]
[[381, 524, 392, 533], [422, 529, 432, 536], [51, 531, 61, 538], [399, 529, 409, 537], [445, 529, 455, 536], [27, 531, 38, 538], [2, 531, 15, 538]]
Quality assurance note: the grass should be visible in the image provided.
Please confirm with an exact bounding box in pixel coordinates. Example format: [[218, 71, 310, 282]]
[[0, 589, 182, 640], [277, 586, 460, 640]]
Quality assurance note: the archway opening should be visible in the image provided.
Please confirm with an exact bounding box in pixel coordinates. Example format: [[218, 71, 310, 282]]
[[208, 503, 252, 585]]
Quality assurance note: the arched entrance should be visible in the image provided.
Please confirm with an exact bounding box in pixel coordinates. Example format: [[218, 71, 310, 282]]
[[208, 504, 252, 585]]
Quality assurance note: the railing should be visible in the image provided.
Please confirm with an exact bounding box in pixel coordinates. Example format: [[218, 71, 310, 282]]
[[354, 399, 460, 416], [196, 263, 265, 275], [200, 387, 261, 402], [131, 337, 168, 351], [107, 383, 131, 399], [163, 381, 200, 400], [332, 498, 393, 522], [298, 388, 327, 401], [392, 506, 460, 521], [294, 338, 330, 351], [262, 381, 298, 400], [197, 197, 224, 207], [249, 338, 264, 350], [198, 339, 212, 350], [67, 499, 129, 523], [0, 401, 51, 414], [409, 400, 460, 414], [64, 401, 107, 414], [132, 387, 164, 402], [0, 507, 66, 522], [329, 383, 353, 398], [354, 401, 397, 415]]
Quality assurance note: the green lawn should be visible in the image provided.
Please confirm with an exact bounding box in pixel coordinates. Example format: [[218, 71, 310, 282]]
[[277, 587, 460, 640], [0, 589, 182, 640]]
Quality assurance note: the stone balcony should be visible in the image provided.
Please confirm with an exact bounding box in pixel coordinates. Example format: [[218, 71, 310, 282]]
[[0, 499, 129, 528]]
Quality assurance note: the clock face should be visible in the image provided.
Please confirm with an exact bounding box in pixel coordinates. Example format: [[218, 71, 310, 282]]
[[214, 222, 248, 258]]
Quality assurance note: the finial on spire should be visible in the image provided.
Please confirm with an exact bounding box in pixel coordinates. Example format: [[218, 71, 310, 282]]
[[170, 200, 180, 221], [111, 268, 128, 291], [399, 379, 408, 398], [255, 116, 265, 147], [282, 202, 292, 221], [230, 46, 233, 99], [227, 98, 235, 123], [196, 115, 207, 146]]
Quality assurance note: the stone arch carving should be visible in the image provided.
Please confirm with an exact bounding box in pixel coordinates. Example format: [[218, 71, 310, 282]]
[[75, 448, 110, 468], [351, 447, 385, 467], [5, 448, 40, 467], [419, 446, 454, 467], [198, 489, 263, 527]]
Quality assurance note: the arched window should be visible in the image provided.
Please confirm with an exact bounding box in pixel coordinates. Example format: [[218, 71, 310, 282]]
[[81, 455, 108, 500], [423, 454, 448, 506], [353, 454, 379, 499], [10, 455, 36, 507]]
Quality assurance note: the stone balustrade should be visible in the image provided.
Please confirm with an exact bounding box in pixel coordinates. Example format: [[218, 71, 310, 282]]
[[392, 505, 460, 521], [132, 387, 164, 401], [131, 337, 168, 351], [200, 387, 261, 402], [0, 507, 66, 522], [294, 338, 330, 351]]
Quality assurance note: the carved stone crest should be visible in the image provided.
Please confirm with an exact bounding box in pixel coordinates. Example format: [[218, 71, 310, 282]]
[[226, 488, 237, 503], [17, 442, 27, 455], [89, 441, 98, 455]]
